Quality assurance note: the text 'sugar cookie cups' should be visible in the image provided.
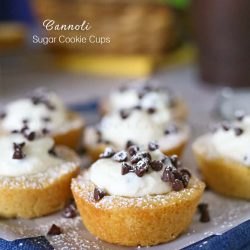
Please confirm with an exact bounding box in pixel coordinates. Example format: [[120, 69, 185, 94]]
[[72, 142, 204, 246], [193, 111, 250, 200], [100, 82, 187, 121], [0, 89, 84, 150], [0, 132, 80, 218], [85, 108, 189, 161]]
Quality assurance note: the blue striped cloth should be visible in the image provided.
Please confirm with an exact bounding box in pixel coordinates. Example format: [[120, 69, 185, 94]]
[[0, 101, 249, 250]]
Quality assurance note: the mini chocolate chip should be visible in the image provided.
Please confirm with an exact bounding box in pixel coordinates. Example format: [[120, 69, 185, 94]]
[[198, 203, 210, 223], [133, 105, 142, 110], [94, 187, 105, 201], [120, 109, 130, 119], [46, 103, 56, 111], [136, 159, 149, 169], [221, 121, 231, 131], [22, 119, 29, 124], [42, 117, 51, 122], [48, 147, 57, 156], [99, 147, 115, 158], [234, 110, 245, 121], [234, 127, 243, 136], [161, 169, 175, 182], [172, 169, 183, 180], [113, 150, 128, 162], [147, 107, 156, 114], [180, 168, 191, 178], [126, 140, 135, 148], [170, 155, 182, 168], [121, 162, 132, 175], [164, 124, 178, 135], [25, 131, 36, 141], [21, 125, 29, 134], [135, 166, 147, 177], [128, 145, 139, 156], [181, 174, 190, 188], [47, 224, 62, 236], [151, 160, 163, 171], [131, 151, 151, 164], [11, 130, 19, 134], [12, 142, 25, 159], [148, 141, 159, 151], [62, 204, 77, 218], [141, 152, 152, 161], [172, 179, 184, 191], [0, 112, 6, 119], [42, 128, 50, 135], [130, 154, 141, 164]]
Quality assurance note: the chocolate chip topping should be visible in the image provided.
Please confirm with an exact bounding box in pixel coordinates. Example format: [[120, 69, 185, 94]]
[[21, 125, 29, 134], [133, 105, 142, 110], [221, 121, 231, 131], [234, 127, 243, 136], [62, 203, 77, 218], [148, 141, 159, 151], [121, 162, 132, 175], [147, 107, 156, 114], [128, 145, 139, 156], [161, 169, 175, 182], [151, 160, 163, 171], [198, 203, 210, 223], [31, 91, 56, 111], [99, 147, 115, 158], [164, 124, 179, 135], [42, 117, 51, 123], [0, 111, 6, 119], [120, 109, 130, 119], [126, 140, 135, 148], [25, 131, 36, 141], [22, 119, 29, 124], [170, 155, 182, 168], [11, 130, 19, 134], [94, 187, 106, 201], [234, 110, 245, 121], [99, 144, 191, 190], [47, 224, 62, 236], [172, 179, 184, 191], [113, 150, 128, 162], [42, 128, 50, 135], [12, 142, 25, 160], [48, 146, 57, 157]]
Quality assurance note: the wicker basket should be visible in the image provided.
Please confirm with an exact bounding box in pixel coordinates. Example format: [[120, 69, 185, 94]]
[[33, 0, 181, 55]]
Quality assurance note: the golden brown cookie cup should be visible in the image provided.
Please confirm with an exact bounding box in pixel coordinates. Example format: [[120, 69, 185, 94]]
[[0, 147, 80, 219], [99, 98, 188, 121], [72, 176, 204, 247], [193, 136, 250, 200]]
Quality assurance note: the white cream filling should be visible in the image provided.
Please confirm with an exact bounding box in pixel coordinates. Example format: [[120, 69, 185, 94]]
[[100, 110, 163, 149], [207, 116, 250, 166], [108, 88, 172, 125], [0, 134, 64, 177], [88, 149, 171, 197], [1, 92, 67, 133]]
